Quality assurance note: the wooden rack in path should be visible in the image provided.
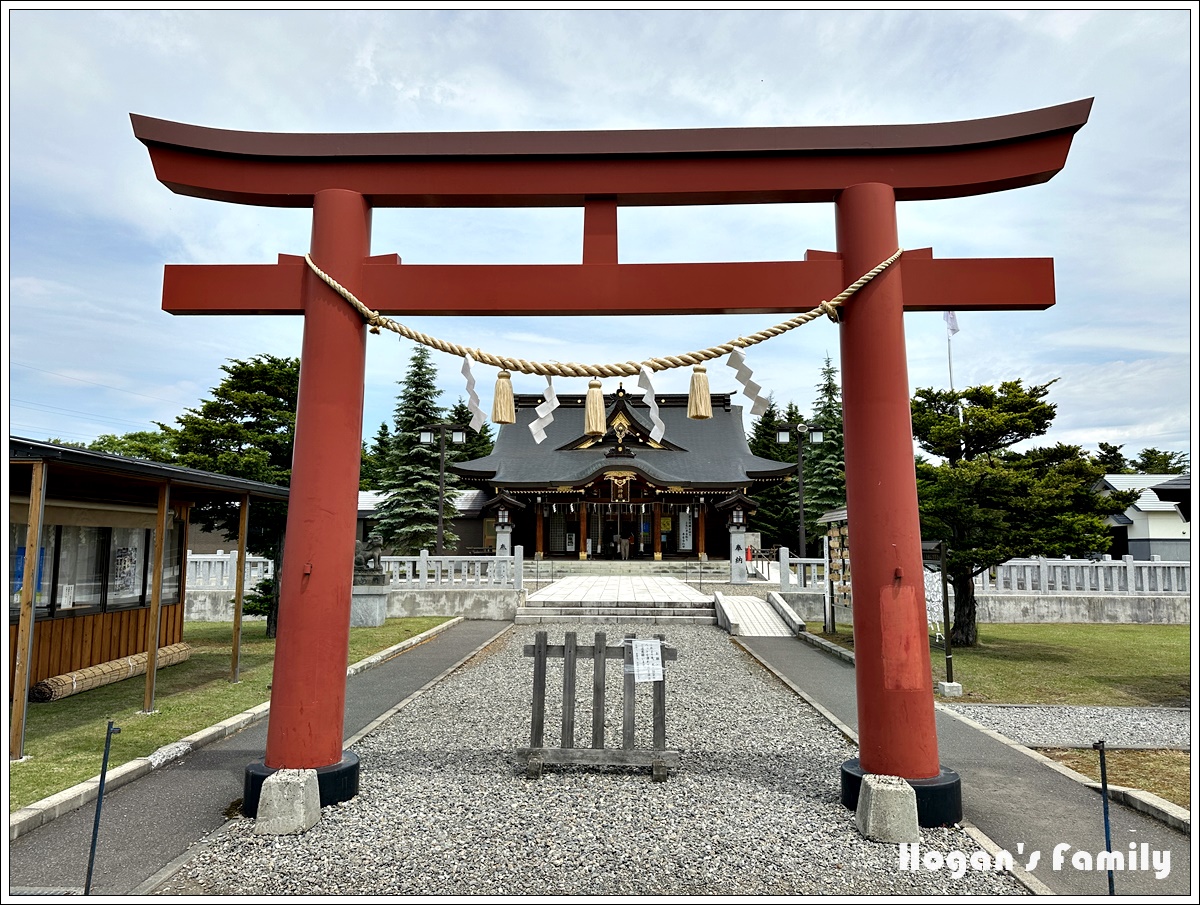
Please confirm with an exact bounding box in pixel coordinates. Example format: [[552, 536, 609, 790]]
[[518, 631, 680, 781]]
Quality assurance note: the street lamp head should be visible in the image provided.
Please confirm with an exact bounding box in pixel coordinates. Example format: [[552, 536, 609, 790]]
[[808, 425, 824, 444], [776, 429, 791, 445], [419, 430, 435, 445], [451, 430, 466, 445]]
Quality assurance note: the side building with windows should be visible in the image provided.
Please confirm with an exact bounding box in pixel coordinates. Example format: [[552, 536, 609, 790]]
[[8, 438, 289, 691]]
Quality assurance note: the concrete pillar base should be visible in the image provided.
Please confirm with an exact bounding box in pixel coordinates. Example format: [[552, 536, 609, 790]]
[[253, 768, 320, 835], [841, 758, 962, 827], [243, 752, 359, 817], [854, 773, 919, 843], [936, 681, 963, 697]]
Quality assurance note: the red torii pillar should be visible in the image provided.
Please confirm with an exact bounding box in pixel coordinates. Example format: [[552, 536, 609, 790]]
[[133, 100, 1090, 822]]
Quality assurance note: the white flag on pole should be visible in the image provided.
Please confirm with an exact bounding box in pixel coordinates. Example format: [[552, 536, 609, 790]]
[[944, 310, 960, 336]]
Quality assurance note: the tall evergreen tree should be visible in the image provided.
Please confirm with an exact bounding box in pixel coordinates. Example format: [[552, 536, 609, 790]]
[[802, 356, 847, 550], [359, 421, 392, 490], [162, 354, 299, 637], [748, 398, 793, 550], [447, 398, 495, 462], [374, 347, 457, 553]]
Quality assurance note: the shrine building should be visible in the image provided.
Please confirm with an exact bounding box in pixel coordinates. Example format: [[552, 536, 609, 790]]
[[450, 387, 794, 560]]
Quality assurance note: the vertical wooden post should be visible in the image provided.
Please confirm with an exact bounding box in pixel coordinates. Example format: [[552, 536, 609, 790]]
[[561, 632, 577, 749], [622, 634, 635, 750], [697, 505, 707, 560], [652, 634, 667, 750], [530, 631, 547, 748], [653, 503, 662, 561], [143, 482, 171, 714], [10, 460, 48, 760], [578, 502, 588, 560], [591, 631, 606, 749], [230, 494, 251, 683], [535, 504, 544, 559]]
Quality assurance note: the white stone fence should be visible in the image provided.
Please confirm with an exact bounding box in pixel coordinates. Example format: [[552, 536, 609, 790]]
[[975, 555, 1189, 596], [185, 548, 523, 592], [381, 548, 524, 591], [187, 550, 274, 591]]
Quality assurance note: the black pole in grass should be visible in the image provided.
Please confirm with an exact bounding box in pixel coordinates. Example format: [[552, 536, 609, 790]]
[[1093, 739, 1116, 895], [84, 720, 121, 896]]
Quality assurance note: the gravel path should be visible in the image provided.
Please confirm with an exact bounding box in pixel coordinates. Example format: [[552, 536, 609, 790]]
[[159, 624, 1027, 896], [941, 703, 1191, 750]]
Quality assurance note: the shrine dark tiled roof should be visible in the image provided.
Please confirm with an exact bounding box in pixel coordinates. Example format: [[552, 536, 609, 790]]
[[450, 392, 794, 490]]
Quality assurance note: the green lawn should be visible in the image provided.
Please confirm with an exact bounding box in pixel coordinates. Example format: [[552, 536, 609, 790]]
[[816, 621, 1192, 807], [818, 622, 1190, 707], [8, 617, 448, 813]]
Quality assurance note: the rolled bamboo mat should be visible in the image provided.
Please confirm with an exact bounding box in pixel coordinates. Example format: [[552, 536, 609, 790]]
[[29, 643, 193, 702]]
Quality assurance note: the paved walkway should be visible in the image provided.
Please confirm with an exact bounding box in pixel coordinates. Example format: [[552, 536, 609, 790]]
[[526, 575, 711, 604], [736, 635, 1192, 897]]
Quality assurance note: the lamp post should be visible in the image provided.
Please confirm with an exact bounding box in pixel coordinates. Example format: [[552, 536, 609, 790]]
[[419, 423, 468, 555], [777, 423, 824, 557]]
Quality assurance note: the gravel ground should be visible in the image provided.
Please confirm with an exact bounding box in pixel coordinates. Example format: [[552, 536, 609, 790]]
[[941, 703, 1191, 750], [158, 624, 1026, 896]]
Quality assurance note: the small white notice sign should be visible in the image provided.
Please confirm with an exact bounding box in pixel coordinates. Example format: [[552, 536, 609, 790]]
[[631, 639, 663, 683]]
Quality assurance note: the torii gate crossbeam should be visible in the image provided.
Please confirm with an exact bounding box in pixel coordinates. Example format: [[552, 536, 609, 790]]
[[134, 99, 1090, 825]]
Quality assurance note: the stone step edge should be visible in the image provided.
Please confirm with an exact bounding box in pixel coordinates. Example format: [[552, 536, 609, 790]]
[[515, 614, 717, 624]]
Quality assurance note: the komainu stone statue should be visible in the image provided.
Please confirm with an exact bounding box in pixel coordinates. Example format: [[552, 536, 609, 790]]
[[354, 532, 385, 573]]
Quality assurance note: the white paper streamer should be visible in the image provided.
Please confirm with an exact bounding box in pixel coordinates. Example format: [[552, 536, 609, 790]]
[[528, 376, 560, 444], [727, 347, 770, 417], [637, 365, 667, 443], [461, 353, 487, 432]]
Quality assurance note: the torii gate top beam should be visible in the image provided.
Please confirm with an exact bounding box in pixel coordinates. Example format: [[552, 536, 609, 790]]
[[131, 99, 1091, 209]]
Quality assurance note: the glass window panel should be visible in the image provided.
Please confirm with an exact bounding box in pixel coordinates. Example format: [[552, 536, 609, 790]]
[[108, 527, 147, 608], [162, 519, 182, 604], [9, 521, 54, 616], [57, 526, 106, 609]]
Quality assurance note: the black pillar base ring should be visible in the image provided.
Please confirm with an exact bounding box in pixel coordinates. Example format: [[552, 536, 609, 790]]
[[840, 757, 962, 827], [242, 752, 360, 818]]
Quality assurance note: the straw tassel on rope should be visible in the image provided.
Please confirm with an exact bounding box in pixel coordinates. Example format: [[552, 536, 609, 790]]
[[584, 379, 606, 436], [687, 365, 712, 420], [492, 370, 516, 424]]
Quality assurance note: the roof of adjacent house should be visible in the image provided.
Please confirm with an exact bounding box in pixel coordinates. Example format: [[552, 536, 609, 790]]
[[1096, 473, 1187, 512], [450, 391, 794, 491]]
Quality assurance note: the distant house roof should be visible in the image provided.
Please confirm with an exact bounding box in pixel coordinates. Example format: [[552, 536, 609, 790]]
[[449, 390, 794, 491], [9, 437, 289, 506], [1096, 473, 1187, 513], [1150, 474, 1191, 522]]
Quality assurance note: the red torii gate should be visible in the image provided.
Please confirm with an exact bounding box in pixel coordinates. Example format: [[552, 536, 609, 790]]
[[133, 99, 1090, 823]]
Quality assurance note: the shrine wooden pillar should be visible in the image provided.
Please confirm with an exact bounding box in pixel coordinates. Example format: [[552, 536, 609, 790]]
[[697, 505, 707, 560], [578, 502, 588, 560], [255, 189, 371, 800], [653, 503, 663, 561], [535, 504, 545, 558], [836, 182, 954, 818]]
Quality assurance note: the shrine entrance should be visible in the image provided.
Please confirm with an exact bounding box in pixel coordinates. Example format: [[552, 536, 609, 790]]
[[132, 99, 1091, 824]]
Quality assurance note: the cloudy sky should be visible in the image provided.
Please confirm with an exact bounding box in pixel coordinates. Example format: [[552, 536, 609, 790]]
[[5, 7, 1196, 464]]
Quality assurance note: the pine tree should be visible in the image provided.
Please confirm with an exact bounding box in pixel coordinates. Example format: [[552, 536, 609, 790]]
[[802, 356, 847, 551], [359, 421, 392, 490], [447, 398, 495, 462], [747, 398, 796, 551], [373, 347, 457, 554]]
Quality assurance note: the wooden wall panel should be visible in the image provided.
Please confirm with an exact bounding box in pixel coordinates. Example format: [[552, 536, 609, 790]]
[[8, 602, 191, 696]]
